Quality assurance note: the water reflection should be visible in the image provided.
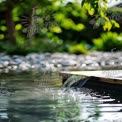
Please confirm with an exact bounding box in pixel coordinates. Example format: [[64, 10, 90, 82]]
[[0, 73, 122, 122]]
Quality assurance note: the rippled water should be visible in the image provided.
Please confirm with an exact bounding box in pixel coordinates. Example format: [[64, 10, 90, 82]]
[[0, 72, 122, 122]]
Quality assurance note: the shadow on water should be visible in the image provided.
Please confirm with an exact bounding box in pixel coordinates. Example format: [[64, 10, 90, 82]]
[[0, 72, 122, 122]]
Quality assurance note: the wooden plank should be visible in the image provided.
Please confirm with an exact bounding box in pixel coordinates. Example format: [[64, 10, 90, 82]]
[[60, 70, 122, 85]]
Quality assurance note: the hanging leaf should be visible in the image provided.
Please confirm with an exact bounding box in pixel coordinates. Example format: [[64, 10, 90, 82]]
[[114, 22, 120, 28], [111, 20, 120, 28], [89, 8, 94, 15], [100, 11, 105, 18], [103, 21, 112, 31], [98, 17, 106, 25], [83, 3, 91, 10], [81, 0, 119, 30]]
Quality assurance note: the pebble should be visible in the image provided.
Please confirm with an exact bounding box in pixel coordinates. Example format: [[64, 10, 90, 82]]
[[0, 51, 122, 73]]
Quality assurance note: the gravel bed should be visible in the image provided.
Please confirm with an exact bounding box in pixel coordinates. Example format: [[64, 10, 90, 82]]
[[0, 52, 122, 74]]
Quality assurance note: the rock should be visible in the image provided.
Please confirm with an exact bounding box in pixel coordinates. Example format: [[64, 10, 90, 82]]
[[0, 55, 11, 61], [0, 52, 122, 73], [18, 62, 31, 71], [0, 64, 4, 69]]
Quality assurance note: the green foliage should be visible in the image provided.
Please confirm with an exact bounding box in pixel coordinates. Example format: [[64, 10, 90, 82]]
[[0, 0, 90, 54], [0, 0, 122, 54], [68, 41, 90, 54], [93, 32, 122, 51], [81, 0, 120, 30], [45, 2, 87, 42], [0, 38, 67, 55]]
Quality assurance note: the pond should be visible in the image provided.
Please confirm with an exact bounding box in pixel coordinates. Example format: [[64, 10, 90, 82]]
[[0, 72, 122, 122]]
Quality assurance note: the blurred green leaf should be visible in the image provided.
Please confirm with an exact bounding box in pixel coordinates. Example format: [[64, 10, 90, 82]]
[[93, 32, 122, 51], [68, 42, 89, 54]]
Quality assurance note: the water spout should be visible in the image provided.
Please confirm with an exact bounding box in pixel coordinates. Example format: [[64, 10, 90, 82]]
[[61, 75, 90, 90]]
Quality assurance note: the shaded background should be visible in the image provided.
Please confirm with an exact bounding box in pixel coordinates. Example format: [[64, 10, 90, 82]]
[[0, 0, 122, 55]]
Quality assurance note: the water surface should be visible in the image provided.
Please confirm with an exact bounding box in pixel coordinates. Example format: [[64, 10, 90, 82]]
[[0, 72, 122, 122]]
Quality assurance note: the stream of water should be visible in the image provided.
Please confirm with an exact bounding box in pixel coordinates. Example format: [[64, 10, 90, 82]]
[[0, 72, 122, 122]]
